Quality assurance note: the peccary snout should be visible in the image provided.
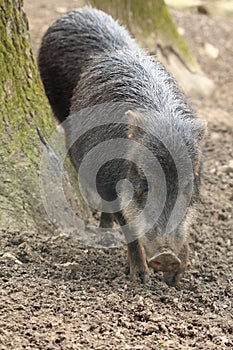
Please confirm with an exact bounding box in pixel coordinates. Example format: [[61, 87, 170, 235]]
[[148, 251, 181, 272]]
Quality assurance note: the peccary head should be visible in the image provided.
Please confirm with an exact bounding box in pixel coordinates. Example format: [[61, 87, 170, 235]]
[[120, 110, 206, 284]]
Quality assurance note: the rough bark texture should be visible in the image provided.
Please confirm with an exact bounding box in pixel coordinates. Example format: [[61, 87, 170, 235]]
[[0, 0, 88, 232], [89, 0, 214, 97], [91, 0, 197, 70]]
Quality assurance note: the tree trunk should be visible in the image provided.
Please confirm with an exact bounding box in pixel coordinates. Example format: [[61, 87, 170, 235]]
[[0, 0, 88, 233], [90, 0, 214, 97]]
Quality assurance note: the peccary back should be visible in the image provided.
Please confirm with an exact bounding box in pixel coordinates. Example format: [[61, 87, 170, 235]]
[[38, 7, 138, 122]]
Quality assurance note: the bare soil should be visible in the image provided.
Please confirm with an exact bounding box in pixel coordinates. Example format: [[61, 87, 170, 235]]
[[0, 1, 232, 349]]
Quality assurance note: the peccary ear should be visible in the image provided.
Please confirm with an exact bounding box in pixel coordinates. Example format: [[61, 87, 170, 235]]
[[125, 110, 144, 122], [192, 118, 208, 142], [125, 110, 145, 139]]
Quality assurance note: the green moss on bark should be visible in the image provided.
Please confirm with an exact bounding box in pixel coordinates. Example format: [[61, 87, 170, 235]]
[[0, 0, 90, 231], [0, 0, 54, 153], [0, 0, 55, 230]]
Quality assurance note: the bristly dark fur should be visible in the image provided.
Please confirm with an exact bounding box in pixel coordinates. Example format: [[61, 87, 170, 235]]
[[38, 7, 138, 121]]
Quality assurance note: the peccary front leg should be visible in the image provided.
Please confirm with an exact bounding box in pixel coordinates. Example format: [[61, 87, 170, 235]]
[[127, 240, 150, 284], [113, 212, 150, 284], [99, 213, 114, 228], [163, 243, 189, 286]]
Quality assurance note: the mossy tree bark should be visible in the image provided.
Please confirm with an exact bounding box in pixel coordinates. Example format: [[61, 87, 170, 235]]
[[90, 0, 214, 97], [0, 0, 88, 233]]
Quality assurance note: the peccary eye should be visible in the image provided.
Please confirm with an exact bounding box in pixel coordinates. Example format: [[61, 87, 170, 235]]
[[140, 179, 148, 192]]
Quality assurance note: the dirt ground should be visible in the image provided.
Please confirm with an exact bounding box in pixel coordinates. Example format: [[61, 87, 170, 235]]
[[0, 1, 232, 349]]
